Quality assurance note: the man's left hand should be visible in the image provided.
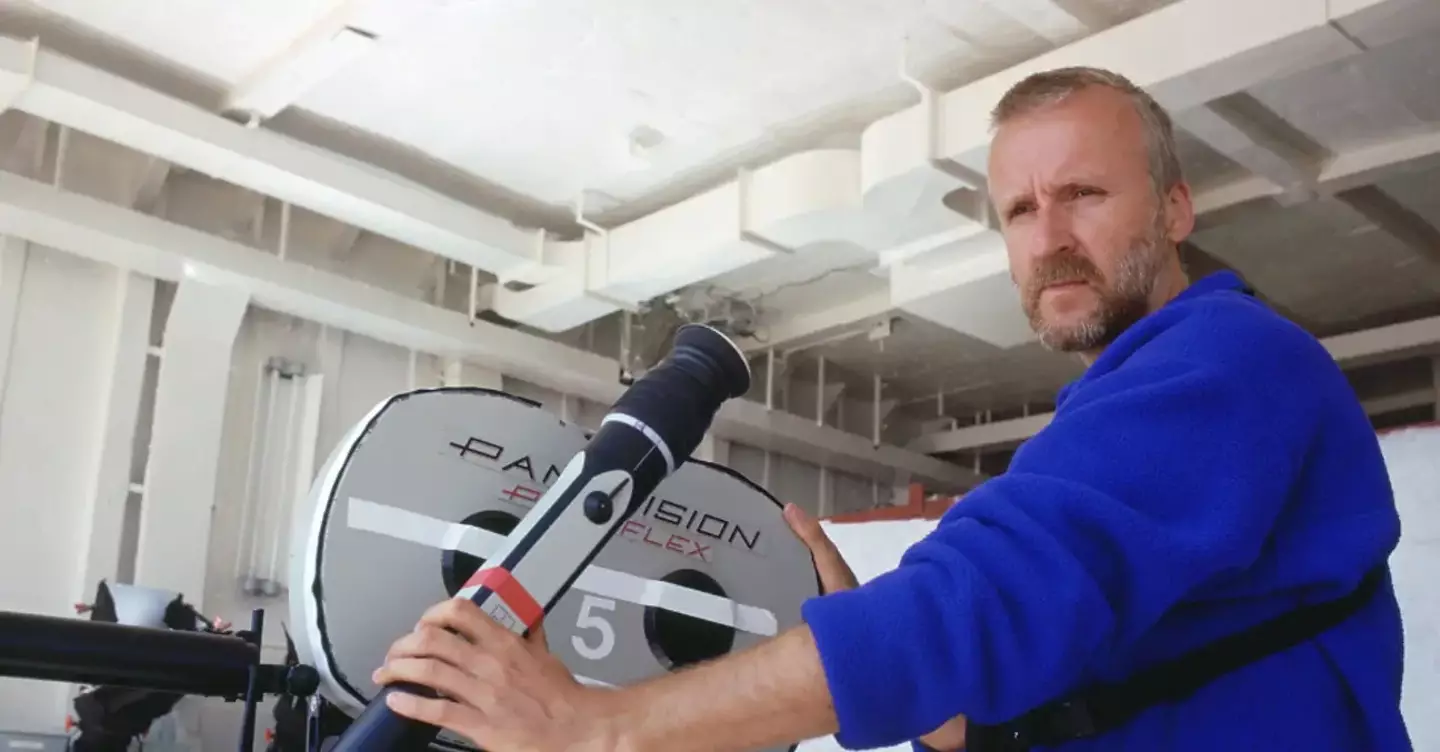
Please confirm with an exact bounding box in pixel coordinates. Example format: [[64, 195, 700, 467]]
[[374, 598, 620, 752]]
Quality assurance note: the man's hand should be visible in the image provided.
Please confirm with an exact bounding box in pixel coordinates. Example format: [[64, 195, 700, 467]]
[[374, 599, 619, 752], [785, 503, 967, 751], [782, 503, 858, 593]]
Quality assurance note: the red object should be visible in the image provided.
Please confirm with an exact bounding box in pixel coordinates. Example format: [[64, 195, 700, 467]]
[[1377, 420, 1438, 436], [461, 567, 543, 629]]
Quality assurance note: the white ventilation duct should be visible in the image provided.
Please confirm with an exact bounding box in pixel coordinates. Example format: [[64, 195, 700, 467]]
[[494, 148, 986, 333], [0, 0, 1426, 346]]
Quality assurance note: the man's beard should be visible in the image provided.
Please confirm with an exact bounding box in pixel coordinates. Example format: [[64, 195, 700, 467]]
[[1021, 219, 1169, 353]]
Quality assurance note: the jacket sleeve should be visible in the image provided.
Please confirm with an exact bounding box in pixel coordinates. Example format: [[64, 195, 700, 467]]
[[800, 308, 1330, 749]]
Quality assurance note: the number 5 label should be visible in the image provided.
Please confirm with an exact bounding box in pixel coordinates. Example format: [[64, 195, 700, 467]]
[[572, 595, 616, 660]]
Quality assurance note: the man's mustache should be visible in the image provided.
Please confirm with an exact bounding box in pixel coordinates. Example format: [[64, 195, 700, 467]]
[[1025, 256, 1103, 303]]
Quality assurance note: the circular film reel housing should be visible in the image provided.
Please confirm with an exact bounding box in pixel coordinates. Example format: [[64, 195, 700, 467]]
[[290, 388, 820, 752]]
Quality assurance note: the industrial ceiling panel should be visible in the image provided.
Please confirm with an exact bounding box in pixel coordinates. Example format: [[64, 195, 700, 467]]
[[23, 0, 338, 85], [283, 0, 1166, 208], [1246, 36, 1432, 153], [1195, 197, 1440, 327]]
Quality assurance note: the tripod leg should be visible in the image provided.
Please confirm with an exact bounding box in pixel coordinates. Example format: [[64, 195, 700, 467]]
[[307, 696, 321, 752]]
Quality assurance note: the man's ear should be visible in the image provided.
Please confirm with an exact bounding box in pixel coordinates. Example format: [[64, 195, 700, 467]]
[[1164, 181, 1196, 243]]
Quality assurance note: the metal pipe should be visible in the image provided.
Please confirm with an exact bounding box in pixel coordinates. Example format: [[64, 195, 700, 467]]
[[816, 356, 826, 427], [765, 348, 775, 410], [53, 125, 70, 187], [468, 265, 478, 326], [818, 466, 829, 516], [619, 311, 633, 378], [245, 367, 281, 584], [0, 610, 258, 697], [233, 361, 266, 581], [237, 609, 264, 752], [872, 375, 882, 446], [434, 259, 448, 306], [278, 201, 292, 261], [267, 375, 301, 586]]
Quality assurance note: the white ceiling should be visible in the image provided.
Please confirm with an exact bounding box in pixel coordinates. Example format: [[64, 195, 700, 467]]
[[15, 0, 1170, 212], [2, 0, 1440, 433]]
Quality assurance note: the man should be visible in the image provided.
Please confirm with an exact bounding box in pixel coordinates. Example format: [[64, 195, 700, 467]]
[[369, 67, 1411, 751]]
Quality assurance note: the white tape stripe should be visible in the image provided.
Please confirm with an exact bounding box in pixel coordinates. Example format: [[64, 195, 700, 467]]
[[348, 497, 455, 549], [349, 497, 495, 560], [345, 497, 777, 636], [574, 674, 615, 688], [601, 413, 675, 473], [440, 522, 476, 555], [575, 566, 777, 636]]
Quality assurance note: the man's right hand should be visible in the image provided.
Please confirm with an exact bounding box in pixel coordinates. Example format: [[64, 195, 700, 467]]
[[782, 502, 968, 751], [782, 503, 858, 594]]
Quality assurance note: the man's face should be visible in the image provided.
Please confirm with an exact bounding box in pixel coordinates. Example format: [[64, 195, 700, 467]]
[[987, 85, 1184, 353]]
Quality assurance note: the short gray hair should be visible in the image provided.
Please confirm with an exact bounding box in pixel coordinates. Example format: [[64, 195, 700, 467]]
[[990, 66, 1184, 196]]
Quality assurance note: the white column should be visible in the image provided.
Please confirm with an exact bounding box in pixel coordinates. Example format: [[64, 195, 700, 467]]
[[73, 271, 153, 597], [0, 236, 27, 405], [315, 323, 346, 456], [133, 277, 248, 606], [0, 242, 138, 733], [557, 393, 578, 423], [441, 357, 503, 390]]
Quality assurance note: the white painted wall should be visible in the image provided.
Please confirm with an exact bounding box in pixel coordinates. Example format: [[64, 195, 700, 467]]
[[0, 238, 153, 734], [1376, 424, 1439, 752]]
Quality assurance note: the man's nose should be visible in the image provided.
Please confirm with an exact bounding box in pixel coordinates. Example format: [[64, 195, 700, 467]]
[[1032, 205, 1076, 259]]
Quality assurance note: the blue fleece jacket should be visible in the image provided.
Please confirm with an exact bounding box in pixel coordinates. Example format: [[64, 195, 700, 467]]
[[801, 271, 1410, 751]]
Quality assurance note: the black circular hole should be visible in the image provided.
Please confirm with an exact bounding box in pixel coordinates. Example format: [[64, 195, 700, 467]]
[[441, 510, 520, 597], [642, 569, 736, 670]]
